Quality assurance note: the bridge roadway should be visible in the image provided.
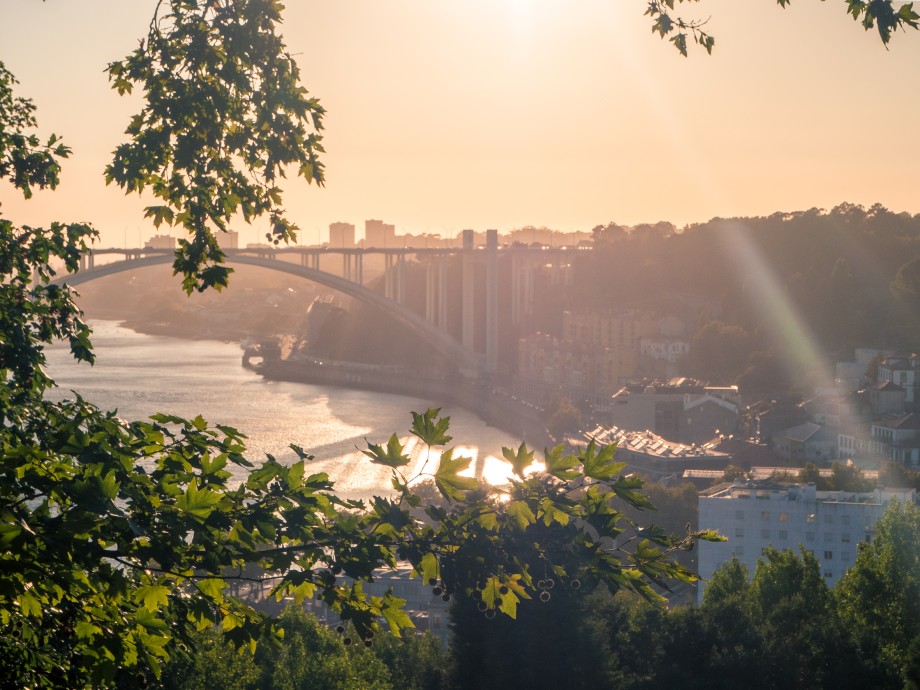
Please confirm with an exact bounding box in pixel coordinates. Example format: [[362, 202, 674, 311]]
[[58, 235, 582, 376]]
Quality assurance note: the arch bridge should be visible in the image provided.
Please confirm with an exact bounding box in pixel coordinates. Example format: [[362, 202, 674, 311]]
[[59, 231, 581, 376]]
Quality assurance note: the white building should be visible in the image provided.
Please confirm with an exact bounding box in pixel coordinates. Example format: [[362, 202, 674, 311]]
[[697, 481, 916, 602]]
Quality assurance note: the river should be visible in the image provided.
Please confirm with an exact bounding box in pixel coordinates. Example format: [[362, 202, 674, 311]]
[[45, 321, 523, 500]]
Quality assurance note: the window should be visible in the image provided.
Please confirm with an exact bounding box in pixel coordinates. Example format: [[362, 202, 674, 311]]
[[735, 510, 745, 520], [823, 570, 832, 579], [841, 552, 851, 563], [761, 511, 770, 521], [841, 515, 850, 526], [824, 550, 833, 560], [779, 512, 789, 522], [824, 514, 834, 524], [779, 530, 788, 540], [761, 529, 770, 539], [735, 528, 745, 538], [734, 546, 744, 556], [824, 532, 833, 542], [841, 534, 851, 543], [806, 532, 815, 541]]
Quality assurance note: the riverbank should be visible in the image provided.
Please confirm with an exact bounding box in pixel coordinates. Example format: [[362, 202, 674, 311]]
[[257, 357, 552, 450]]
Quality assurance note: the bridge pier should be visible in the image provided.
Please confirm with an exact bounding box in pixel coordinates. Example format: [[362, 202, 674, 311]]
[[461, 230, 475, 353], [511, 252, 535, 327], [438, 259, 448, 331], [485, 229, 498, 374], [425, 255, 451, 331], [384, 254, 394, 300], [425, 262, 435, 323], [396, 254, 405, 305]]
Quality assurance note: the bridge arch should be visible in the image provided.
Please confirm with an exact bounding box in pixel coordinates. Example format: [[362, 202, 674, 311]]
[[57, 253, 482, 372]]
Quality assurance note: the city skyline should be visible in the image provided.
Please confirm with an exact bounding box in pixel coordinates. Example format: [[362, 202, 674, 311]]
[[2, 1, 919, 247]]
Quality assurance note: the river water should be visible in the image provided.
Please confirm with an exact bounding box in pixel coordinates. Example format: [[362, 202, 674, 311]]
[[45, 321, 522, 500]]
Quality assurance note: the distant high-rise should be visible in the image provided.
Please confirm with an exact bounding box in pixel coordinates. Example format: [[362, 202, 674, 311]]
[[329, 222, 355, 248], [144, 234, 175, 250], [364, 219, 395, 248]]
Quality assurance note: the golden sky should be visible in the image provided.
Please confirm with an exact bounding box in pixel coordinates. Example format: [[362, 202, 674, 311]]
[[2, 1, 919, 247]]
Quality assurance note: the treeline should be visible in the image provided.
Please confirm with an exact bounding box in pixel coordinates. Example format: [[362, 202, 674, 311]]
[[156, 500, 920, 690], [570, 203, 920, 391]]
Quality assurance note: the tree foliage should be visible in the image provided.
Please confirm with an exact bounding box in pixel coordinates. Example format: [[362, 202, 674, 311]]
[[105, 0, 326, 293], [836, 500, 920, 685], [647, 0, 920, 56]]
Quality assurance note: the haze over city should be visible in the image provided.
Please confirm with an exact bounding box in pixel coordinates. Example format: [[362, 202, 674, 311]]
[[5, 2, 920, 688]]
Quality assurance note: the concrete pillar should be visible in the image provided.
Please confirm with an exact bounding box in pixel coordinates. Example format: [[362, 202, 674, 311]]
[[384, 254, 394, 300], [425, 262, 435, 322], [511, 253, 520, 325], [356, 254, 363, 285], [396, 254, 406, 305], [485, 229, 498, 374], [461, 229, 475, 352], [438, 258, 448, 331]]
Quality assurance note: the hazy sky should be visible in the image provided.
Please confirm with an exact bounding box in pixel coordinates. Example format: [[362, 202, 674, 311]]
[[2, 1, 919, 247]]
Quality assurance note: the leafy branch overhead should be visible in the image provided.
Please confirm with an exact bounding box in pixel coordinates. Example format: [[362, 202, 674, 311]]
[[105, 0, 326, 293], [647, 0, 920, 55]]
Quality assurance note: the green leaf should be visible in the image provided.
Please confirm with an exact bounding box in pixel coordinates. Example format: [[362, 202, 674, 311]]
[[134, 585, 170, 612], [176, 480, 223, 521], [410, 408, 452, 446], [611, 474, 654, 509], [434, 448, 478, 502], [19, 591, 42, 618], [416, 552, 440, 583], [580, 439, 626, 480], [381, 592, 414, 636], [544, 443, 580, 481], [196, 578, 227, 602], [508, 500, 536, 530], [502, 441, 535, 479], [539, 497, 571, 527], [362, 433, 410, 468], [75, 621, 102, 640]]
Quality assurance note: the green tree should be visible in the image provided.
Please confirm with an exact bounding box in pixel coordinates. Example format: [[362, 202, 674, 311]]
[[369, 631, 448, 690], [836, 501, 920, 687], [160, 627, 259, 690], [253, 607, 392, 690], [543, 393, 582, 439]]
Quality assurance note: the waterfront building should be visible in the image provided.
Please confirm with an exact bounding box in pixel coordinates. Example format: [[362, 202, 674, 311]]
[[606, 380, 741, 444], [585, 424, 731, 480], [697, 480, 916, 602]]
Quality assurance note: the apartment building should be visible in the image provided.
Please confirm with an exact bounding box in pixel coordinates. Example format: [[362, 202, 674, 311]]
[[697, 480, 916, 602]]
